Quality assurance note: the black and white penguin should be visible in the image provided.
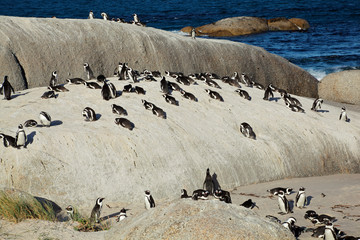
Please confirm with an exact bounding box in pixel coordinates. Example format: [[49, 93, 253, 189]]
[[165, 71, 183, 78], [0, 76, 15, 100], [285, 102, 305, 113], [192, 189, 210, 200], [39, 111, 51, 127], [205, 89, 224, 101], [116, 208, 127, 222], [112, 104, 127, 116], [282, 217, 297, 236], [90, 197, 105, 224], [213, 189, 232, 203], [311, 98, 324, 111], [180, 90, 197, 102], [15, 124, 27, 148], [101, 12, 109, 20], [175, 75, 191, 86], [163, 94, 178, 105], [0, 133, 17, 148], [84, 81, 102, 89], [97, 75, 106, 83], [324, 222, 337, 240], [304, 210, 318, 220], [118, 63, 128, 80], [41, 90, 57, 99], [295, 187, 307, 208], [84, 62, 95, 80], [278, 191, 291, 214], [143, 75, 157, 82], [339, 107, 349, 122], [133, 13, 140, 23], [115, 118, 134, 130], [203, 168, 214, 194], [101, 81, 117, 100], [263, 85, 274, 100], [160, 77, 169, 94], [267, 187, 293, 196], [144, 190, 155, 209], [201, 76, 221, 89], [235, 89, 251, 100], [240, 122, 256, 140], [48, 85, 69, 92], [65, 205, 74, 220], [241, 73, 252, 87], [123, 84, 134, 93], [128, 67, 138, 83], [284, 94, 302, 107], [24, 119, 38, 128], [134, 86, 146, 95], [66, 78, 86, 85], [150, 104, 166, 119], [168, 81, 181, 92], [82, 107, 97, 121], [251, 81, 264, 90], [88, 11, 94, 19], [181, 189, 191, 198], [191, 28, 196, 39], [240, 199, 258, 209], [311, 215, 336, 225], [49, 71, 58, 87], [266, 215, 281, 224], [141, 99, 154, 110]]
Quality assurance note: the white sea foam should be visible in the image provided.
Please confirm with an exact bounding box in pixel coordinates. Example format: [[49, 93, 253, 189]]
[[170, 30, 189, 36], [306, 69, 327, 81]]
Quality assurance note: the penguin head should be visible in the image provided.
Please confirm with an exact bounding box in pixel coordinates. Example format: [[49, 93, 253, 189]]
[[299, 187, 305, 191], [286, 188, 293, 194], [341, 107, 346, 111], [18, 124, 23, 129], [287, 217, 296, 224], [96, 197, 105, 205], [145, 190, 151, 195], [52, 71, 57, 76], [4, 76, 9, 82], [120, 208, 126, 213], [83, 63, 89, 67], [205, 89, 211, 94], [65, 205, 74, 212]]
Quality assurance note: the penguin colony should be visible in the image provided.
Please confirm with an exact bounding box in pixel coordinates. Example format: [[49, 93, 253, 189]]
[[0, 29, 357, 238]]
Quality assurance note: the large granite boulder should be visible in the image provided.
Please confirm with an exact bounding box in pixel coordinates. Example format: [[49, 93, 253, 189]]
[[267, 17, 310, 31], [106, 200, 295, 239], [0, 16, 317, 98], [319, 70, 360, 105]]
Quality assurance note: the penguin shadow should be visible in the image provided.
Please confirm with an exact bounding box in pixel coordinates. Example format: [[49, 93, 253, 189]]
[[95, 114, 102, 120], [269, 97, 281, 102], [116, 90, 123, 97], [346, 118, 351, 123], [288, 199, 295, 212], [34, 196, 62, 215], [306, 196, 313, 206], [212, 173, 221, 190], [26, 131, 36, 145], [316, 109, 329, 113], [50, 120, 63, 127], [10, 92, 29, 99]]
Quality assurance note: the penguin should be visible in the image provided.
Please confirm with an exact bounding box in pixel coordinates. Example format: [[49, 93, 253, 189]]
[[163, 94, 178, 105], [112, 104, 127, 116], [160, 77, 169, 94], [311, 98, 324, 111], [134, 86, 146, 95], [223, 78, 241, 88], [88, 10, 94, 19], [181, 189, 191, 198], [324, 222, 337, 240], [339, 107, 349, 122], [65, 205, 74, 220], [84, 81, 101, 89], [285, 102, 305, 113], [15, 124, 27, 148], [277, 191, 291, 214], [304, 210, 318, 220], [118, 63, 128, 80], [180, 90, 197, 102], [143, 70, 161, 78], [82, 107, 97, 121], [0, 76, 15, 100], [144, 75, 157, 82], [144, 190, 155, 209], [201, 76, 221, 89], [295, 187, 307, 208], [128, 67, 138, 83], [165, 71, 183, 78], [41, 90, 57, 99], [203, 168, 214, 194], [133, 13, 140, 23], [115, 118, 134, 130], [266, 215, 281, 224], [39, 111, 51, 127], [251, 81, 264, 90], [192, 189, 210, 200], [309, 213, 336, 225], [232, 71, 241, 83], [213, 189, 232, 203], [150, 104, 166, 119], [123, 84, 134, 93], [97, 75, 106, 83], [90, 197, 105, 224], [268, 187, 293, 196], [0, 133, 17, 148], [84, 62, 95, 80], [241, 73, 252, 87], [48, 85, 69, 92], [116, 208, 127, 222], [205, 89, 224, 102], [101, 12, 109, 20], [284, 94, 302, 107], [235, 89, 251, 100], [66, 78, 86, 85], [263, 85, 274, 100], [175, 75, 191, 86], [240, 199, 258, 209], [101, 81, 117, 100], [49, 71, 58, 87], [282, 217, 298, 237], [24, 119, 37, 128], [168, 81, 181, 92], [142, 99, 154, 110], [191, 28, 196, 39], [240, 122, 256, 140]]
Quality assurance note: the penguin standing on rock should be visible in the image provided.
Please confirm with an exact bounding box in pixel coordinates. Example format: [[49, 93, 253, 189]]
[[15, 124, 27, 148], [295, 187, 307, 208], [116, 208, 127, 222], [49, 71, 58, 87], [84, 62, 95, 80], [144, 190, 155, 209], [82, 107, 97, 121], [311, 98, 323, 111], [101, 81, 117, 100], [191, 28, 196, 39], [339, 107, 349, 122], [0, 133, 17, 148], [0, 76, 15, 100], [278, 191, 292, 214], [90, 197, 105, 224], [39, 111, 51, 127], [203, 168, 214, 194], [263, 84, 274, 100]]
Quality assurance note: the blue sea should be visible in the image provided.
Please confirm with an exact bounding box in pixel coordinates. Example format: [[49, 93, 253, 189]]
[[2, 0, 360, 80]]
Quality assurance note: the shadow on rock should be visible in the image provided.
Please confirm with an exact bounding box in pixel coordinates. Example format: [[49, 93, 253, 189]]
[[50, 120, 63, 127], [26, 131, 36, 145]]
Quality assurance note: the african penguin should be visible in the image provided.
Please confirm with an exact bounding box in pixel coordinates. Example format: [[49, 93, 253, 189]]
[[235, 89, 251, 100], [241, 73, 252, 87], [251, 81, 264, 90], [144, 190, 155, 209], [128, 67, 138, 83], [203, 168, 214, 194], [168, 81, 181, 91], [133, 13, 140, 23], [24, 120, 38, 128], [240, 122, 256, 140], [15, 124, 27, 148], [118, 63, 128, 80], [295, 187, 307, 208], [240, 199, 258, 209], [180, 90, 197, 102], [88, 11, 94, 19], [175, 75, 191, 86], [324, 222, 337, 240], [112, 104, 127, 116], [39, 111, 51, 127], [49, 71, 58, 87], [266, 215, 281, 224], [150, 104, 166, 119], [84, 62, 95, 80], [163, 94, 178, 105], [205, 89, 223, 101], [0, 76, 15, 100], [66, 78, 86, 85], [263, 85, 274, 100], [181, 189, 191, 198], [82, 107, 97, 121], [278, 191, 291, 214], [192, 189, 210, 200], [41, 90, 57, 99], [267, 187, 293, 196], [284, 94, 302, 107], [84, 81, 102, 89], [311, 98, 324, 111], [142, 99, 154, 110], [213, 189, 232, 203], [101, 81, 117, 100], [134, 86, 146, 95], [201, 76, 221, 89], [339, 107, 349, 122], [160, 77, 169, 94], [0, 133, 17, 148], [90, 197, 105, 224], [48, 85, 69, 92], [97, 75, 106, 83], [191, 28, 196, 39], [115, 118, 134, 130], [65, 205, 74, 220], [123, 84, 134, 93], [116, 208, 127, 222], [285, 102, 305, 113], [101, 12, 109, 20]]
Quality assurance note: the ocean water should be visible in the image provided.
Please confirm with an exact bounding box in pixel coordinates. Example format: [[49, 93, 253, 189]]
[[1, 0, 360, 80]]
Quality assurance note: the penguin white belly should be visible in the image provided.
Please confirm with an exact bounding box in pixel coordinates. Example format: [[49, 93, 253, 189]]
[[297, 193, 306, 208], [145, 196, 151, 209], [324, 229, 336, 240], [278, 197, 286, 213], [16, 132, 26, 147]]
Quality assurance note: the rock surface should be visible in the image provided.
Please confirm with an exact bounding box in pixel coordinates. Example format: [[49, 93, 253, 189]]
[[105, 199, 295, 240], [319, 70, 360, 105], [267, 17, 309, 31], [0, 16, 318, 97], [0, 75, 359, 208]]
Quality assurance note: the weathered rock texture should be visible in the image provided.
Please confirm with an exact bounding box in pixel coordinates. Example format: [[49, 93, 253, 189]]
[[319, 70, 360, 105], [0, 76, 359, 207], [106, 199, 295, 239], [181, 16, 310, 37], [0, 16, 318, 97]]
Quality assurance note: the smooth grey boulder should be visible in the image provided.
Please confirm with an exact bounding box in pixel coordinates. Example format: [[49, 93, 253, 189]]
[[0, 16, 317, 97]]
